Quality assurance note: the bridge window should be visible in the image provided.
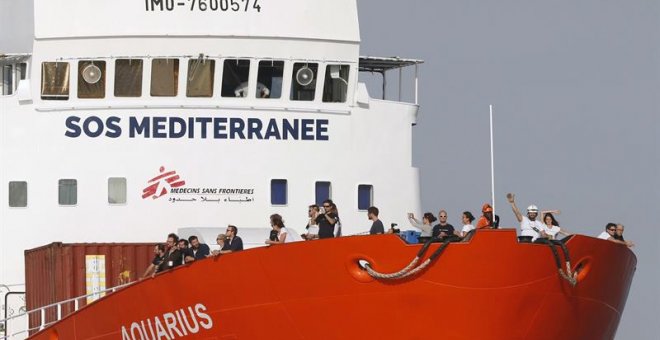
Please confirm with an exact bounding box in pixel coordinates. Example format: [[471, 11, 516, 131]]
[[358, 184, 373, 210], [58, 179, 77, 206], [256, 60, 284, 99], [222, 59, 250, 98], [187, 59, 215, 97], [323, 65, 350, 103], [41, 62, 70, 100], [1, 65, 13, 95], [108, 177, 127, 204], [291, 63, 318, 101], [78, 60, 106, 99], [271, 179, 287, 205], [115, 59, 143, 97], [8, 181, 27, 207], [18, 63, 27, 80], [315, 181, 331, 205], [151, 58, 179, 97]]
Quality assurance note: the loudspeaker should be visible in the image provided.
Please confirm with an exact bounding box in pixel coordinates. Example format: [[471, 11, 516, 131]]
[[295, 66, 314, 86]]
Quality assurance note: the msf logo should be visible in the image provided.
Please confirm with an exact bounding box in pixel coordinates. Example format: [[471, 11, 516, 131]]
[[142, 166, 186, 199]]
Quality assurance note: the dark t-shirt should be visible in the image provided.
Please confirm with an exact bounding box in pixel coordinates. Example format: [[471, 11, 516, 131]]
[[370, 219, 385, 235], [432, 223, 455, 238], [157, 249, 182, 272], [191, 244, 210, 259], [316, 212, 337, 239], [181, 248, 194, 263], [221, 236, 244, 252], [151, 254, 164, 266]]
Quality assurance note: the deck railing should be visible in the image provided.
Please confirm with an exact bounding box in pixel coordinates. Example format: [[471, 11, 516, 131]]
[[0, 281, 135, 340]]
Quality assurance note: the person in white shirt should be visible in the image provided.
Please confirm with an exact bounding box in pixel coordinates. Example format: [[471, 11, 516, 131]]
[[507, 193, 545, 242], [407, 212, 436, 237], [302, 204, 320, 240], [459, 211, 476, 237], [540, 211, 571, 240], [598, 223, 634, 247], [265, 213, 289, 245]]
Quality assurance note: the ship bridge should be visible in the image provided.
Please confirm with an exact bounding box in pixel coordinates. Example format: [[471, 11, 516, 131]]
[[3, 0, 424, 110]]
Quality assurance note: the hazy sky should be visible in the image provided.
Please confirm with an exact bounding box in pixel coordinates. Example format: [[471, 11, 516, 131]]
[[358, 0, 658, 338], [1, 0, 657, 338]]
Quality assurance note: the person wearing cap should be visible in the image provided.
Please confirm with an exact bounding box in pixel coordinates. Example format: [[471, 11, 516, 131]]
[[506, 193, 545, 241], [476, 203, 495, 229]]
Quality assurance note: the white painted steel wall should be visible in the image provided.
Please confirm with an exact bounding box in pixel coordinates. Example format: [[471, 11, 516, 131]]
[[0, 0, 422, 289]]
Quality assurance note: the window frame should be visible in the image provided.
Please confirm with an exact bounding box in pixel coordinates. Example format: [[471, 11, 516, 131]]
[[270, 179, 288, 206], [315, 181, 332, 206], [150, 58, 180, 97], [114, 59, 144, 98], [357, 184, 373, 211], [58, 179, 78, 206], [77, 60, 106, 99], [8, 181, 28, 208], [108, 177, 127, 205], [41, 61, 70, 100]]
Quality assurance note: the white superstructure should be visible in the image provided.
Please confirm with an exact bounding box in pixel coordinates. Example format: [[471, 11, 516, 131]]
[[0, 0, 423, 294]]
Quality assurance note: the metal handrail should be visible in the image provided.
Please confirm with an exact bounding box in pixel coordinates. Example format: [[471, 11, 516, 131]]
[[0, 281, 135, 339]]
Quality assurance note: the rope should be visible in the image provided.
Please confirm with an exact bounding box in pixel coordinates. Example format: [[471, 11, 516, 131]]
[[536, 238, 578, 287], [360, 237, 452, 280], [359, 235, 578, 286], [553, 240, 578, 286]]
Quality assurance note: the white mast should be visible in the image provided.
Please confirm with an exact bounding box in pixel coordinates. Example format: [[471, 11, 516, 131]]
[[489, 104, 495, 217]]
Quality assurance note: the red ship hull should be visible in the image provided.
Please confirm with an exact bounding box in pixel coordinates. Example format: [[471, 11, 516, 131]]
[[29, 230, 636, 340]]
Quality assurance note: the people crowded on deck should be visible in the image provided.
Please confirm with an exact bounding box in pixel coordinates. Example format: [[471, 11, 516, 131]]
[[265, 214, 289, 245], [506, 193, 546, 242], [219, 225, 244, 253], [460, 211, 476, 237], [316, 199, 338, 239], [432, 210, 455, 239], [302, 204, 320, 240], [188, 235, 210, 260], [368, 206, 385, 235], [598, 223, 634, 247], [407, 212, 435, 237]]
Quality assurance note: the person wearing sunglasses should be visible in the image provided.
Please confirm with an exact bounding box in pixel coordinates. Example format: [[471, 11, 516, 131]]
[[598, 223, 634, 247], [316, 199, 338, 239]]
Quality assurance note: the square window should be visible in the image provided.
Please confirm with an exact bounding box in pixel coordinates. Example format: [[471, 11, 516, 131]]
[[187, 59, 215, 97], [41, 62, 70, 99], [271, 179, 287, 205], [78, 60, 106, 99], [315, 181, 331, 206], [222, 59, 250, 97], [108, 177, 127, 204], [323, 65, 349, 103], [151, 59, 179, 97], [358, 184, 373, 210], [58, 179, 77, 206], [256, 60, 284, 99], [115, 59, 143, 97], [8, 181, 27, 207], [291, 63, 318, 101]]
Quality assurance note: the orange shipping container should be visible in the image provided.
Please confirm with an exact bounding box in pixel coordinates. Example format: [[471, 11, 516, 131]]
[[24, 242, 156, 333]]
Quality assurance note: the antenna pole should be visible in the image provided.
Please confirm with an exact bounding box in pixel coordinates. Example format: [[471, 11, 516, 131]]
[[489, 104, 495, 217]]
